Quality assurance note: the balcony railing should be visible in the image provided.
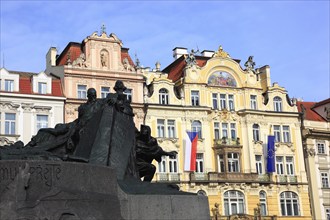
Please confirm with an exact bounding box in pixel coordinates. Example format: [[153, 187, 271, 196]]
[[214, 137, 240, 146], [276, 175, 298, 183], [155, 173, 181, 182], [190, 172, 265, 182]]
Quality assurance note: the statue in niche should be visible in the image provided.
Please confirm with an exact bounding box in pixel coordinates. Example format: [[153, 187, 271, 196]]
[[135, 125, 177, 182], [244, 56, 256, 73], [100, 51, 107, 67]]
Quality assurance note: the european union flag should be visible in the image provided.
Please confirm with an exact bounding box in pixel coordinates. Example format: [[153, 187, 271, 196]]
[[267, 135, 276, 173]]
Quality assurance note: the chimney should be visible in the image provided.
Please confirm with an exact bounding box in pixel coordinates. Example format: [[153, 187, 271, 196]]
[[46, 47, 57, 69], [173, 47, 188, 59], [201, 50, 214, 57]]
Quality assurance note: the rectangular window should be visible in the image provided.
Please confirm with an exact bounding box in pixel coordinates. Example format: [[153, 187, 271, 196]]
[[124, 89, 132, 103], [167, 120, 176, 138], [157, 119, 165, 137], [5, 113, 16, 135], [220, 94, 227, 110], [228, 152, 240, 172], [5, 80, 14, 92], [326, 208, 330, 220], [38, 82, 47, 94], [283, 126, 290, 143], [158, 156, 166, 173], [317, 143, 325, 154], [253, 124, 260, 141], [250, 95, 257, 110], [321, 173, 329, 188], [230, 123, 236, 139], [256, 155, 263, 174], [169, 154, 178, 173], [276, 156, 284, 175], [214, 122, 220, 140], [191, 91, 199, 106], [77, 85, 87, 99], [286, 156, 294, 175], [101, 87, 110, 98], [212, 93, 218, 109], [228, 94, 235, 111], [195, 153, 204, 173], [274, 125, 281, 142], [36, 115, 48, 132], [222, 123, 228, 138], [218, 154, 225, 172]]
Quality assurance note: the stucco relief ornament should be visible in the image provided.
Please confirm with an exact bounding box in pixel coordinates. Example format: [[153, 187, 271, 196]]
[[212, 45, 230, 58], [304, 146, 316, 157], [122, 58, 135, 72], [72, 53, 88, 68]]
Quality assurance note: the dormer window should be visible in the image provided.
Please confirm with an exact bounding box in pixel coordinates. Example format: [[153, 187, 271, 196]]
[[274, 96, 282, 112], [38, 82, 47, 94], [159, 88, 169, 105], [5, 79, 14, 92]]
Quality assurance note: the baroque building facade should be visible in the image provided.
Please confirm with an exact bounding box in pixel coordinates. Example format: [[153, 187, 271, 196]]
[[298, 99, 330, 220], [0, 68, 65, 146], [45, 30, 145, 126], [143, 47, 312, 219]]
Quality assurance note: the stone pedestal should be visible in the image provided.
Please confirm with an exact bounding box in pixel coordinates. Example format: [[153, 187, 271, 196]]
[[0, 160, 210, 220]]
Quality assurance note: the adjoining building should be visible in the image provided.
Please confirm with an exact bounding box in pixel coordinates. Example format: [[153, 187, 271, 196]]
[[143, 46, 312, 219], [45, 29, 145, 126], [298, 99, 330, 220], [0, 68, 65, 146]]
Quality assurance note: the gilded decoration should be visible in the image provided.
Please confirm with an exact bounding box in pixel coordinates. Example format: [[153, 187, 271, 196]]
[[208, 71, 237, 87], [213, 45, 230, 58]]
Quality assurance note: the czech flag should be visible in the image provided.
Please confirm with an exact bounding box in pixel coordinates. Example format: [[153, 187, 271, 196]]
[[184, 131, 198, 171]]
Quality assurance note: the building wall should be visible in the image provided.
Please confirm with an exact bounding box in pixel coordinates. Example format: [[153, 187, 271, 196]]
[[144, 48, 312, 219]]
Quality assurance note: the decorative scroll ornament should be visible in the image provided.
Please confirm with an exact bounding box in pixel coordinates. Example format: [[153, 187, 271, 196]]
[[213, 45, 230, 58]]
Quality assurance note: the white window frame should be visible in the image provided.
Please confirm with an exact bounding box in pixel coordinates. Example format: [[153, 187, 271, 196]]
[[222, 123, 228, 138], [220, 94, 227, 110], [274, 96, 282, 112], [253, 124, 260, 141], [5, 113, 16, 135], [317, 142, 325, 154], [256, 155, 263, 174], [101, 86, 110, 98], [192, 120, 202, 139], [326, 208, 330, 220], [321, 172, 329, 188], [230, 123, 236, 139], [191, 91, 199, 106], [259, 191, 268, 216], [77, 85, 87, 99], [218, 154, 225, 173], [224, 190, 245, 215], [228, 152, 240, 172], [36, 115, 49, 132], [214, 122, 220, 140], [157, 119, 165, 138], [212, 93, 218, 109], [286, 156, 295, 175], [280, 191, 300, 216], [276, 156, 284, 175], [228, 94, 235, 111], [38, 82, 47, 94], [195, 153, 204, 173], [158, 156, 167, 173], [169, 154, 178, 173], [167, 120, 176, 138], [274, 125, 281, 142], [159, 88, 169, 105], [283, 126, 291, 143], [5, 79, 14, 92], [250, 95, 257, 110], [124, 88, 132, 103]]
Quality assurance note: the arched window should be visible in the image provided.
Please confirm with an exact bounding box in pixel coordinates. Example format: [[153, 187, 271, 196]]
[[197, 190, 207, 196], [259, 191, 267, 216], [273, 96, 282, 112], [224, 190, 245, 215], [159, 88, 169, 105], [280, 191, 300, 216], [192, 120, 202, 139], [253, 124, 260, 141]]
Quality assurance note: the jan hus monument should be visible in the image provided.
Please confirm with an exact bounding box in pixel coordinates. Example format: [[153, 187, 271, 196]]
[[0, 80, 210, 220]]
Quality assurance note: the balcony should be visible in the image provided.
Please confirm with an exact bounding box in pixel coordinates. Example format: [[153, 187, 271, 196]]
[[214, 137, 241, 147], [276, 175, 298, 183], [155, 173, 181, 182], [190, 172, 265, 183]]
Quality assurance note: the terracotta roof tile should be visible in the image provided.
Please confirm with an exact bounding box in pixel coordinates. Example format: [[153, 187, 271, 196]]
[[121, 48, 135, 67], [297, 101, 325, 122], [56, 42, 82, 66]]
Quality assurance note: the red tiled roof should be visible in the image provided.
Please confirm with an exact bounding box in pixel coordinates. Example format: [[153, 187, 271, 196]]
[[163, 55, 209, 82], [56, 42, 82, 66], [7, 70, 64, 97], [121, 47, 135, 67], [297, 101, 325, 122]]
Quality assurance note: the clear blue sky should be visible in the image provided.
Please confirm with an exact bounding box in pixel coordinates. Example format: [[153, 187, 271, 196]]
[[1, 1, 329, 102]]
